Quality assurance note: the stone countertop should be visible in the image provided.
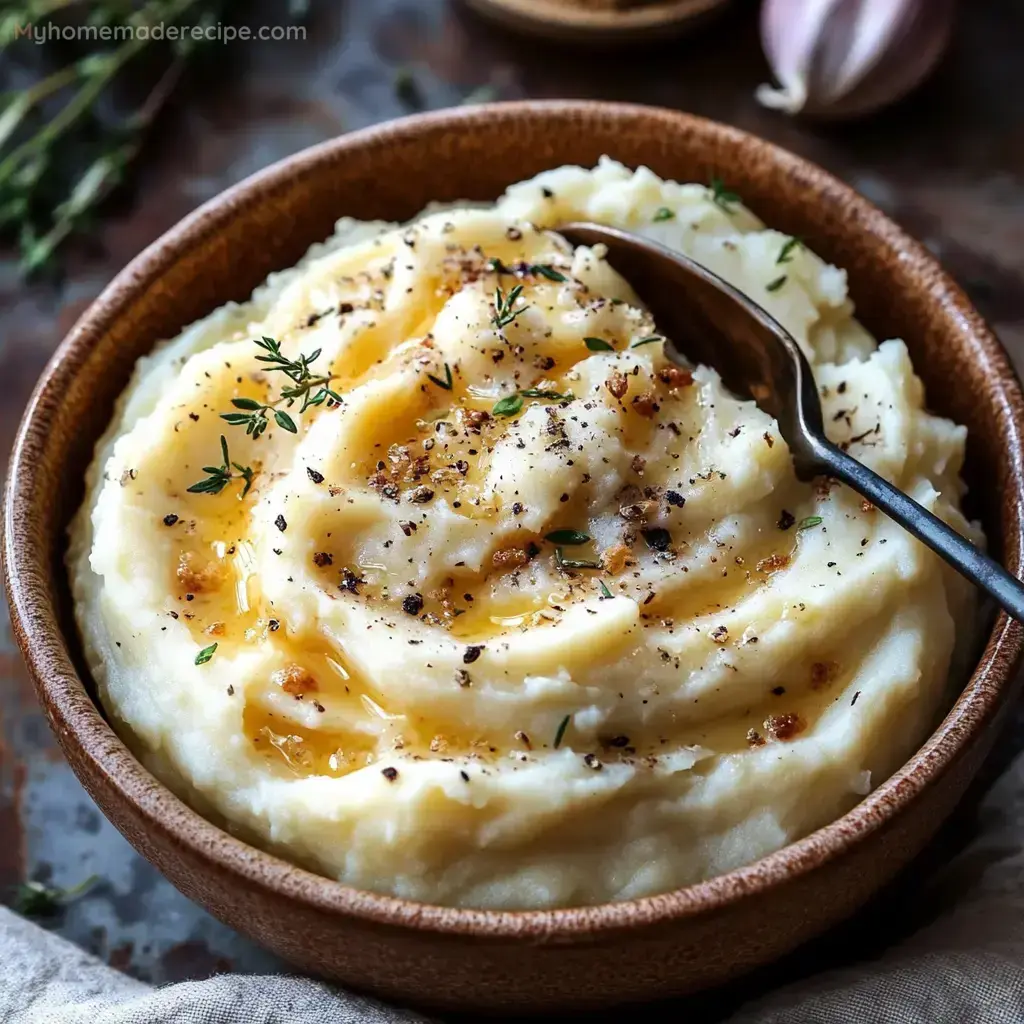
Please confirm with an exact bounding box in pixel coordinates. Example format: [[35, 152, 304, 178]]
[[0, 0, 1021, 1012]]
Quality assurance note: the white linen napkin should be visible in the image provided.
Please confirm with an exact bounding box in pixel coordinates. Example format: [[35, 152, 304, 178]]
[[5, 750, 1024, 1023]]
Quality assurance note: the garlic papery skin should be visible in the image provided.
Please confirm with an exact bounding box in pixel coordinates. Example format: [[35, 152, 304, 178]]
[[756, 0, 957, 119]]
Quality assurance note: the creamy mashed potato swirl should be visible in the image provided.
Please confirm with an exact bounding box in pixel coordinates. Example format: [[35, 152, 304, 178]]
[[69, 160, 979, 909]]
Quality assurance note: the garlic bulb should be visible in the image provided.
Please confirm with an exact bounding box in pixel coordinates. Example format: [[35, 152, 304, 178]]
[[756, 0, 957, 118]]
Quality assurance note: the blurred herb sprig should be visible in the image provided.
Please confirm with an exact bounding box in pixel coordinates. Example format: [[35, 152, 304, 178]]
[[0, 0, 299, 275]]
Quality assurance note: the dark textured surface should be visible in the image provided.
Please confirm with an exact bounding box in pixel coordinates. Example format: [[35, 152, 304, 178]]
[[0, 0, 1023, 1011]]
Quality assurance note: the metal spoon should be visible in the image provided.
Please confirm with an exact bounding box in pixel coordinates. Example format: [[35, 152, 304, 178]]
[[560, 221, 1024, 621]]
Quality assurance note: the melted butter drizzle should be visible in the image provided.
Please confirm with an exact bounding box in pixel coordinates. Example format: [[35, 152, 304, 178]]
[[165, 232, 833, 780]]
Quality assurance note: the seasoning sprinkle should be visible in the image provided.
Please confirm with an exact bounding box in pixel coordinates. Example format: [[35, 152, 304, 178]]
[[797, 515, 823, 530], [641, 527, 672, 552], [195, 642, 217, 666], [766, 275, 788, 292], [630, 335, 664, 348], [553, 714, 570, 749], [162, 514, 178, 526], [306, 467, 324, 484], [599, 580, 613, 599], [653, 207, 675, 222]]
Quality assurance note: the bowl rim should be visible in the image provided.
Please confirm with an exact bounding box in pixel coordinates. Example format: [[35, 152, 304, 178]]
[[463, 0, 728, 33], [6, 100, 1024, 940]]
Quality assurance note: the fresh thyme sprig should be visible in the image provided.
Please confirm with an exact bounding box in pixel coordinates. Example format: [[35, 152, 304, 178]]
[[253, 335, 341, 412], [14, 875, 99, 917], [220, 336, 341, 438], [187, 435, 254, 497], [492, 283, 528, 329], [427, 362, 453, 391], [0, 0, 286, 274]]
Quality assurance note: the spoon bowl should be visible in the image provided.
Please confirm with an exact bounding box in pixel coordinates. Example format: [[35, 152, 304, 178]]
[[561, 221, 1024, 621]]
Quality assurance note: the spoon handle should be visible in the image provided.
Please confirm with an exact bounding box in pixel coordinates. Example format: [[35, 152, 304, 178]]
[[813, 438, 1024, 622]]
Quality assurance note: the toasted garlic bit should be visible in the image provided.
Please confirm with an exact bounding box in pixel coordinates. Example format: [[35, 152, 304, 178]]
[[756, 0, 956, 118]]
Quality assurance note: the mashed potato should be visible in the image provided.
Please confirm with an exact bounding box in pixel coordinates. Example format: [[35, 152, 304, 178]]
[[68, 159, 979, 909]]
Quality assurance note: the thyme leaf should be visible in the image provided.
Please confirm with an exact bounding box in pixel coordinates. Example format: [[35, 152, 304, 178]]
[[709, 176, 740, 214], [520, 388, 572, 400], [493, 388, 572, 416], [555, 547, 601, 570], [584, 337, 614, 351], [492, 393, 524, 417], [530, 264, 567, 282], [545, 529, 590, 545], [195, 642, 218, 665], [777, 236, 802, 264], [553, 714, 571, 749]]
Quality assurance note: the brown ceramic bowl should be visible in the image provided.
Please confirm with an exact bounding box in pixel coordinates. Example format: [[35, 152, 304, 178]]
[[5, 102, 1024, 1015]]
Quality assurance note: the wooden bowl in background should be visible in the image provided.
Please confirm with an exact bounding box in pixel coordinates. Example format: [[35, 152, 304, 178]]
[[461, 0, 733, 45], [5, 102, 1024, 1015]]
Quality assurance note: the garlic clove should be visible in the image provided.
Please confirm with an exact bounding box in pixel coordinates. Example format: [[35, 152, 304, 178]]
[[756, 0, 957, 119]]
